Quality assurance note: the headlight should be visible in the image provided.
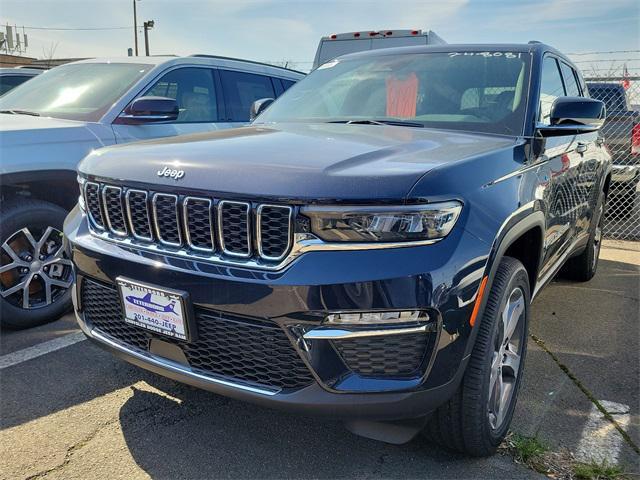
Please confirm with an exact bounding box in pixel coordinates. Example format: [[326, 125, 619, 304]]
[[300, 201, 462, 242], [77, 175, 86, 212]]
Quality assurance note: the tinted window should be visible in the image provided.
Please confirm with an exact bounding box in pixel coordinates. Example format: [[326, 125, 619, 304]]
[[258, 51, 531, 136], [281, 79, 296, 91], [539, 57, 566, 124], [560, 62, 580, 97], [220, 70, 276, 122], [0, 75, 32, 95], [146, 67, 218, 122], [0, 63, 151, 121]]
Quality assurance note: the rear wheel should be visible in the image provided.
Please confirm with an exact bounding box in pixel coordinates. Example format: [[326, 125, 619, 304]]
[[0, 199, 73, 329], [424, 256, 530, 456], [563, 195, 605, 282]]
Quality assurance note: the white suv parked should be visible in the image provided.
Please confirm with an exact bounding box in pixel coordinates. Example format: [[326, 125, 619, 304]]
[[0, 55, 303, 328]]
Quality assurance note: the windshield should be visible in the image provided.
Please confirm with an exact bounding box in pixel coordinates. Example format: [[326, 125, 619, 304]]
[[258, 51, 531, 136], [0, 62, 152, 122]]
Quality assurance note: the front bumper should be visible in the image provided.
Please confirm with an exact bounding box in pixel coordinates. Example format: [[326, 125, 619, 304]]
[[612, 164, 640, 185], [65, 207, 489, 420]]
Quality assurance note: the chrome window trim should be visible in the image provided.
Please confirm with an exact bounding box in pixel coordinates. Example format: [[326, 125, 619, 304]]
[[125, 189, 153, 242], [256, 204, 293, 262], [84, 181, 105, 231], [101, 186, 128, 237], [152, 193, 182, 247], [183, 196, 215, 253], [218, 200, 252, 258]]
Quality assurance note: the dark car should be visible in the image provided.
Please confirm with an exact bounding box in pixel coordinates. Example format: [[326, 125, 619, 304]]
[[0, 67, 42, 95], [63, 43, 609, 456]]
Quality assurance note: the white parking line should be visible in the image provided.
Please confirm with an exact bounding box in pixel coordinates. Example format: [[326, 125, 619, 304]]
[[0, 332, 86, 369], [576, 400, 630, 465]]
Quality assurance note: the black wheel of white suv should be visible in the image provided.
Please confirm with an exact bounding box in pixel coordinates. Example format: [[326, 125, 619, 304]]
[[0, 199, 74, 329], [424, 256, 530, 456]]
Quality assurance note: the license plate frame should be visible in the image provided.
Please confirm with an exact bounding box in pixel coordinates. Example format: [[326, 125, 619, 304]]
[[116, 276, 195, 342]]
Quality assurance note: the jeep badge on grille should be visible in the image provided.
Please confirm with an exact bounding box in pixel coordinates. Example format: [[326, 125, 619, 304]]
[[157, 166, 185, 180]]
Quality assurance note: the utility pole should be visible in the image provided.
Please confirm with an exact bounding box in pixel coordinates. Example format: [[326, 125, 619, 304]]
[[143, 20, 154, 56], [133, 0, 140, 56]]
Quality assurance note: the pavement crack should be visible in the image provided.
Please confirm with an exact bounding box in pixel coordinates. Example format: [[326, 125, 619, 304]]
[[530, 333, 640, 457], [24, 418, 117, 480]]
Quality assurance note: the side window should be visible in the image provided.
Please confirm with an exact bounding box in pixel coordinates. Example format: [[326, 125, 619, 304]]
[[145, 68, 218, 123], [539, 57, 566, 124], [220, 70, 276, 122], [281, 79, 296, 91], [0, 75, 30, 95], [560, 62, 581, 97]]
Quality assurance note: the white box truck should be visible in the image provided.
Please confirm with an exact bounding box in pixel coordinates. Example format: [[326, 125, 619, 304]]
[[312, 29, 446, 70]]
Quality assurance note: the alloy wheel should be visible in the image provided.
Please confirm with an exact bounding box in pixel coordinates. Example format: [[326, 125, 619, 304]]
[[488, 286, 526, 430], [0, 227, 73, 309]]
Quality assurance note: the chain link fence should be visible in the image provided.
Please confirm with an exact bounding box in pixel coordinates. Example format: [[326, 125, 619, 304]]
[[584, 74, 640, 240]]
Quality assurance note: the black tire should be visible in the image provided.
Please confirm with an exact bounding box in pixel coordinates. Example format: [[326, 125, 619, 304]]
[[424, 256, 530, 456], [562, 194, 606, 282], [0, 199, 73, 329]]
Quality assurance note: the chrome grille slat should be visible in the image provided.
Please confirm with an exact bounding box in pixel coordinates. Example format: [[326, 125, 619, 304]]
[[125, 189, 153, 241], [84, 182, 105, 230], [218, 201, 251, 258], [102, 186, 127, 236], [152, 193, 181, 247], [257, 205, 293, 261], [83, 182, 293, 265], [183, 197, 215, 252]]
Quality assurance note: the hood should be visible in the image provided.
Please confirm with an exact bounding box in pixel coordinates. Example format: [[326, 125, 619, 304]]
[[0, 114, 99, 147], [80, 123, 516, 202]]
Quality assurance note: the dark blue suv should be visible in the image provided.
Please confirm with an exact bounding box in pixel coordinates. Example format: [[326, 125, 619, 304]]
[[64, 43, 609, 456]]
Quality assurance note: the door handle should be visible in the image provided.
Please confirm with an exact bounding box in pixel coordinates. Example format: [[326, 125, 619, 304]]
[[576, 142, 589, 154]]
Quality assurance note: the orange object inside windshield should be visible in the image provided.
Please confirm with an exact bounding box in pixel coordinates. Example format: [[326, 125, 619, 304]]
[[386, 73, 418, 117]]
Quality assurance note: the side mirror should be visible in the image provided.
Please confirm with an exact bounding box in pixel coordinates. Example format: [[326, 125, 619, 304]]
[[249, 97, 274, 121], [537, 97, 606, 137], [116, 96, 179, 124]]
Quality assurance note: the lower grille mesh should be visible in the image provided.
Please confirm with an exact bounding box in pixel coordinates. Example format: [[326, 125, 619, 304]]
[[332, 333, 433, 377], [81, 278, 314, 390]]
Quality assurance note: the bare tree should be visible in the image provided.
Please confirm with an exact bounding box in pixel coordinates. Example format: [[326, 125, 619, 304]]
[[41, 41, 60, 68]]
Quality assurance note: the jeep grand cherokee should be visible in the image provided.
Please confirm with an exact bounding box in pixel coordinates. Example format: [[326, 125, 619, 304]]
[[64, 43, 609, 456]]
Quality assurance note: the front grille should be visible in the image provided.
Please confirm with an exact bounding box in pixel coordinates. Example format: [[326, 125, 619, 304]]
[[332, 333, 434, 377], [103, 186, 127, 235], [81, 278, 314, 391], [126, 190, 152, 240], [82, 181, 293, 264], [85, 182, 105, 230], [219, 201, 250, 256]]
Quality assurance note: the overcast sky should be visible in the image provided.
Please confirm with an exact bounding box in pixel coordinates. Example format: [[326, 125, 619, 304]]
[[2, 0, 638, 72]]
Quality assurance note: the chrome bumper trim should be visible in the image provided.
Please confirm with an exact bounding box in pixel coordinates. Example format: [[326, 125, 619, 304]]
[[303, 324, 429, 340]]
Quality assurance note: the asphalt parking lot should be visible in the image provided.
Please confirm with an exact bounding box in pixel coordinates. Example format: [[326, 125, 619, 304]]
[[1, 240, 638, 480]]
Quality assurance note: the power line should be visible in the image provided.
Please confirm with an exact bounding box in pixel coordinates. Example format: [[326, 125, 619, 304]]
[[572, 58, 640, 64], [21, 25, 132, 31]]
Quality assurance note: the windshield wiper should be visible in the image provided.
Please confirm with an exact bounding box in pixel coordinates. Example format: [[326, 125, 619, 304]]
[[0, 109, 41, 116], [328, 119, 424, 128]]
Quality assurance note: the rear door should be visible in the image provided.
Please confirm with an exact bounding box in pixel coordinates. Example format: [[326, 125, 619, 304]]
[[218, 70, 278, 126], [559, 61, 601, 234], [112, 66, 225, 143], [537, 55, 583, 277]]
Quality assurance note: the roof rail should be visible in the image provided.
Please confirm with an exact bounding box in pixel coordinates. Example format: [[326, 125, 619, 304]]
[[528, 40, 542, 44], [189, 54, 305, 75]]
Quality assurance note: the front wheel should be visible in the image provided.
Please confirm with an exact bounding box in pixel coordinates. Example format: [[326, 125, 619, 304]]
[[424, 256, 530, 456], [0, 199, 74, 329]]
